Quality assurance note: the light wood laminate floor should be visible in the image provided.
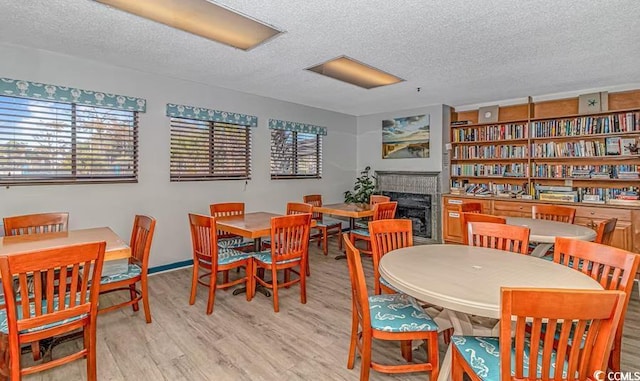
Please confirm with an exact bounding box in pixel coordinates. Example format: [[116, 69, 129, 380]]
[[24, 240, 640, 380]]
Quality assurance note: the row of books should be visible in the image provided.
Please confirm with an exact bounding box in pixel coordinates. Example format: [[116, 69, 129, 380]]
[[452, 145, 528, 160], [531, 140, 607, 158], [451, 163, 529, 177], [531, 164, 639, 179], [451, 123, 528, 142], [450, 181, 527, 197], [531, 112, 640, 138]]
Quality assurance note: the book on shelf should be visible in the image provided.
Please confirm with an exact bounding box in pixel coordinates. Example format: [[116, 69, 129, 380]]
[[451, 120, 471, 126], [621, 138, 638, 155], [607, 199, 640, 206], [582, 199, 606, 204], [539, 192, 578, 202], [605, 137, 621, 155]]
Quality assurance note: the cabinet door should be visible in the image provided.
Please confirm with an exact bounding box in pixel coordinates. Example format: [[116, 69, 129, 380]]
[[442, 197, 491, 243]]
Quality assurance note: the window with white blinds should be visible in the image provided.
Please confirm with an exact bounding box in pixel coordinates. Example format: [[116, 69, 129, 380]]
[[170, 118, 251, 181], [0, 95, 138, 185], [270, 130, 322, 179]]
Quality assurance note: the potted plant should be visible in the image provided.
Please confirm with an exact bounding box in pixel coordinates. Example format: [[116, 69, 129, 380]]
[[344, 166, 376, 203]]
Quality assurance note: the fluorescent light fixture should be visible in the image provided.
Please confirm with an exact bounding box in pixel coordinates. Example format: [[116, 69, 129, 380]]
[[95, 0, 283, 51], [306, 56, 404, 89]]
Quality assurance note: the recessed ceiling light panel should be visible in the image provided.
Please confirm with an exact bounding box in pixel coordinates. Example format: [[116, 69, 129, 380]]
[[306, 56, 404, 89], [95, 0, 283, 51]]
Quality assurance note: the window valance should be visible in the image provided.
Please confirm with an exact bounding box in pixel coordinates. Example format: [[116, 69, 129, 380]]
[[166, 103, 257, 127], [268, 119, 327, 136], [0, 77, 146, 112]]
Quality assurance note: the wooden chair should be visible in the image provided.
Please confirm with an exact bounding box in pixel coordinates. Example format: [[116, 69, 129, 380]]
[[532, 204, 576, 223], [251, 213, 311, 312], [355, 195, 391, 229], [460, 212, 506, 245], [286, 202, 313, 215], [452, 287, 625, 381], [595, 217, 617, 245], [343, 234, 439, 381], [0, 241, 106, 380], [458, 202, 482, 214], [303, 194, 343, 255], [350, 202, 397, 256], [553, 237, 640, 372], [369, 219, 412, 295], [3, 212, 69, 236], [467, 221, 530, 255], [98, 215, 156, 323], [209, 203, 253, 250], [188, 214, 252, 315]]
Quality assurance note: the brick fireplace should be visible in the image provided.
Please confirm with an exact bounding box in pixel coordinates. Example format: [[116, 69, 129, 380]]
[[375, 171, 442, 244]]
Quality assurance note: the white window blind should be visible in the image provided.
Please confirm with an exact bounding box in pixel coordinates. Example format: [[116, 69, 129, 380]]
[[270, 130, 322, 179], [170, 118, 251, 181], [0, 95, 138, 185]]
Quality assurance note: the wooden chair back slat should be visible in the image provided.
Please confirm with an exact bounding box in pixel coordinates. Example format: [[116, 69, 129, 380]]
[[369, 219, 413, 294], [553, 237, 640, 371], [3, 212, 69, 236], [286, 202, 313, 215], [500, 288, 625, 381], [467, 221, 530, 254], [595, 217, 617, 245], [370, 195, 390, 205], [461, 213, 506, 245], [373, 202, 398, 221], [210, 202, 244, 237], [270, 214, 311, 263], [532, 204, 576, 223]]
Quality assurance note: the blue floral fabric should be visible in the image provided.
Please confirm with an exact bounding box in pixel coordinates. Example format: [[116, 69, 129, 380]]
[[0, 292, 88, 334], [100, 263, 142, 284], [354, 221, 369, 229], [218, 236, 253, 249], [351, 228, 370, 237], [369, 293, 438, 332], [452, 336, 568, 381], [252, 250, 300, 265], [218, 248, 252, 265]]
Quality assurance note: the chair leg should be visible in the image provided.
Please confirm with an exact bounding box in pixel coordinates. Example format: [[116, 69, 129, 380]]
[[401, 340, 412, 362], [222, 270, 229, 288], [347, 310, 358, 369], [338, 230, 343, 251], [189, 262, 199, 305], [272, 268, 279, 313], [244, 261, 252, 302], [609, 337, 621, 372], [428, 334, 439, 381], [360, 336, 372, 381], [129, 284, 139, 312], [322, 229, 328, 255], [300, 262, 307, 305], [206, 272, 216, 315], [30, 342, 41, 361], [85, 325, 97, 381], [451, 348, 464, 381], [141, 276, 152, 324]]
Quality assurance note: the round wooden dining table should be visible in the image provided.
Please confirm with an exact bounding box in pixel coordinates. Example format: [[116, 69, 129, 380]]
[[505, 216, 597, 257], [379, 244, 602, 381]]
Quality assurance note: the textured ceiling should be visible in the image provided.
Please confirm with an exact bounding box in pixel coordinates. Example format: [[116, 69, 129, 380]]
[[1, 0, 639, 116]]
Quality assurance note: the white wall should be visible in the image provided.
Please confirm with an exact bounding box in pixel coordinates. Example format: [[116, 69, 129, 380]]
[[356, 104, 445, 173], [0, 43, 357, 268]]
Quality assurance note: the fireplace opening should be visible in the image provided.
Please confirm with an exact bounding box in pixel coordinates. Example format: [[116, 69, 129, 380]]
[[381, 191, 432, 239]]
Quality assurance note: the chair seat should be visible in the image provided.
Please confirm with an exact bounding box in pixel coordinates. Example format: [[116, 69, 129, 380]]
[[369, 293, 438, 333], [100, 263, 142, 284], [218, 236, 253, 249], [0, 293, 87, 334], [252, 250, 300, 265], [315, 217, 343, 229], [350, 228, 370, 237], [218, 248, 252, 265], [452, 335, 568, 381], [379, 276, 401, 293], [355, 220, 369, 229]]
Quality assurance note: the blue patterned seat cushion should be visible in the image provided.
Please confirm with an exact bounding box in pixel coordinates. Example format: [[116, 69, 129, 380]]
[[369, 293, 438, 332], [350, 228, 370, 237], [452, 336, 568, 381], [217, 248, 252, 265], [0, 292, 88, 334], [218, 236, 253, 249], [379, 276, 401, 293], [355, 220, 369, 229], [316, 217, 343, 228], [100, 263, 142, 284], [252, 250, 300, 265]]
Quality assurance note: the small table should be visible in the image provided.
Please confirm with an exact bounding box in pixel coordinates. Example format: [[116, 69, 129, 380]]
[[312, 203, 374, 259], [505, 217, 597, 257], [379, 244, 602, 381], [0, 227, 131, 276], [216, 212, 280, 250]]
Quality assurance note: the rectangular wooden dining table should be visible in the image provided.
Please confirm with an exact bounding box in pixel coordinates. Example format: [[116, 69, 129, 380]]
[[0, 227, 131, 276], [313, 203, 374, 230]]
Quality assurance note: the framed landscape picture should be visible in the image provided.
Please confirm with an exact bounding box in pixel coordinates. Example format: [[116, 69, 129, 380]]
[[382, 114, 430, 159]]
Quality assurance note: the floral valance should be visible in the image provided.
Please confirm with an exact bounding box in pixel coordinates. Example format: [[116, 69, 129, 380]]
[[0, 77, 146, 112], [268, 119, 327, 136], [166, 103, 258, 127]]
